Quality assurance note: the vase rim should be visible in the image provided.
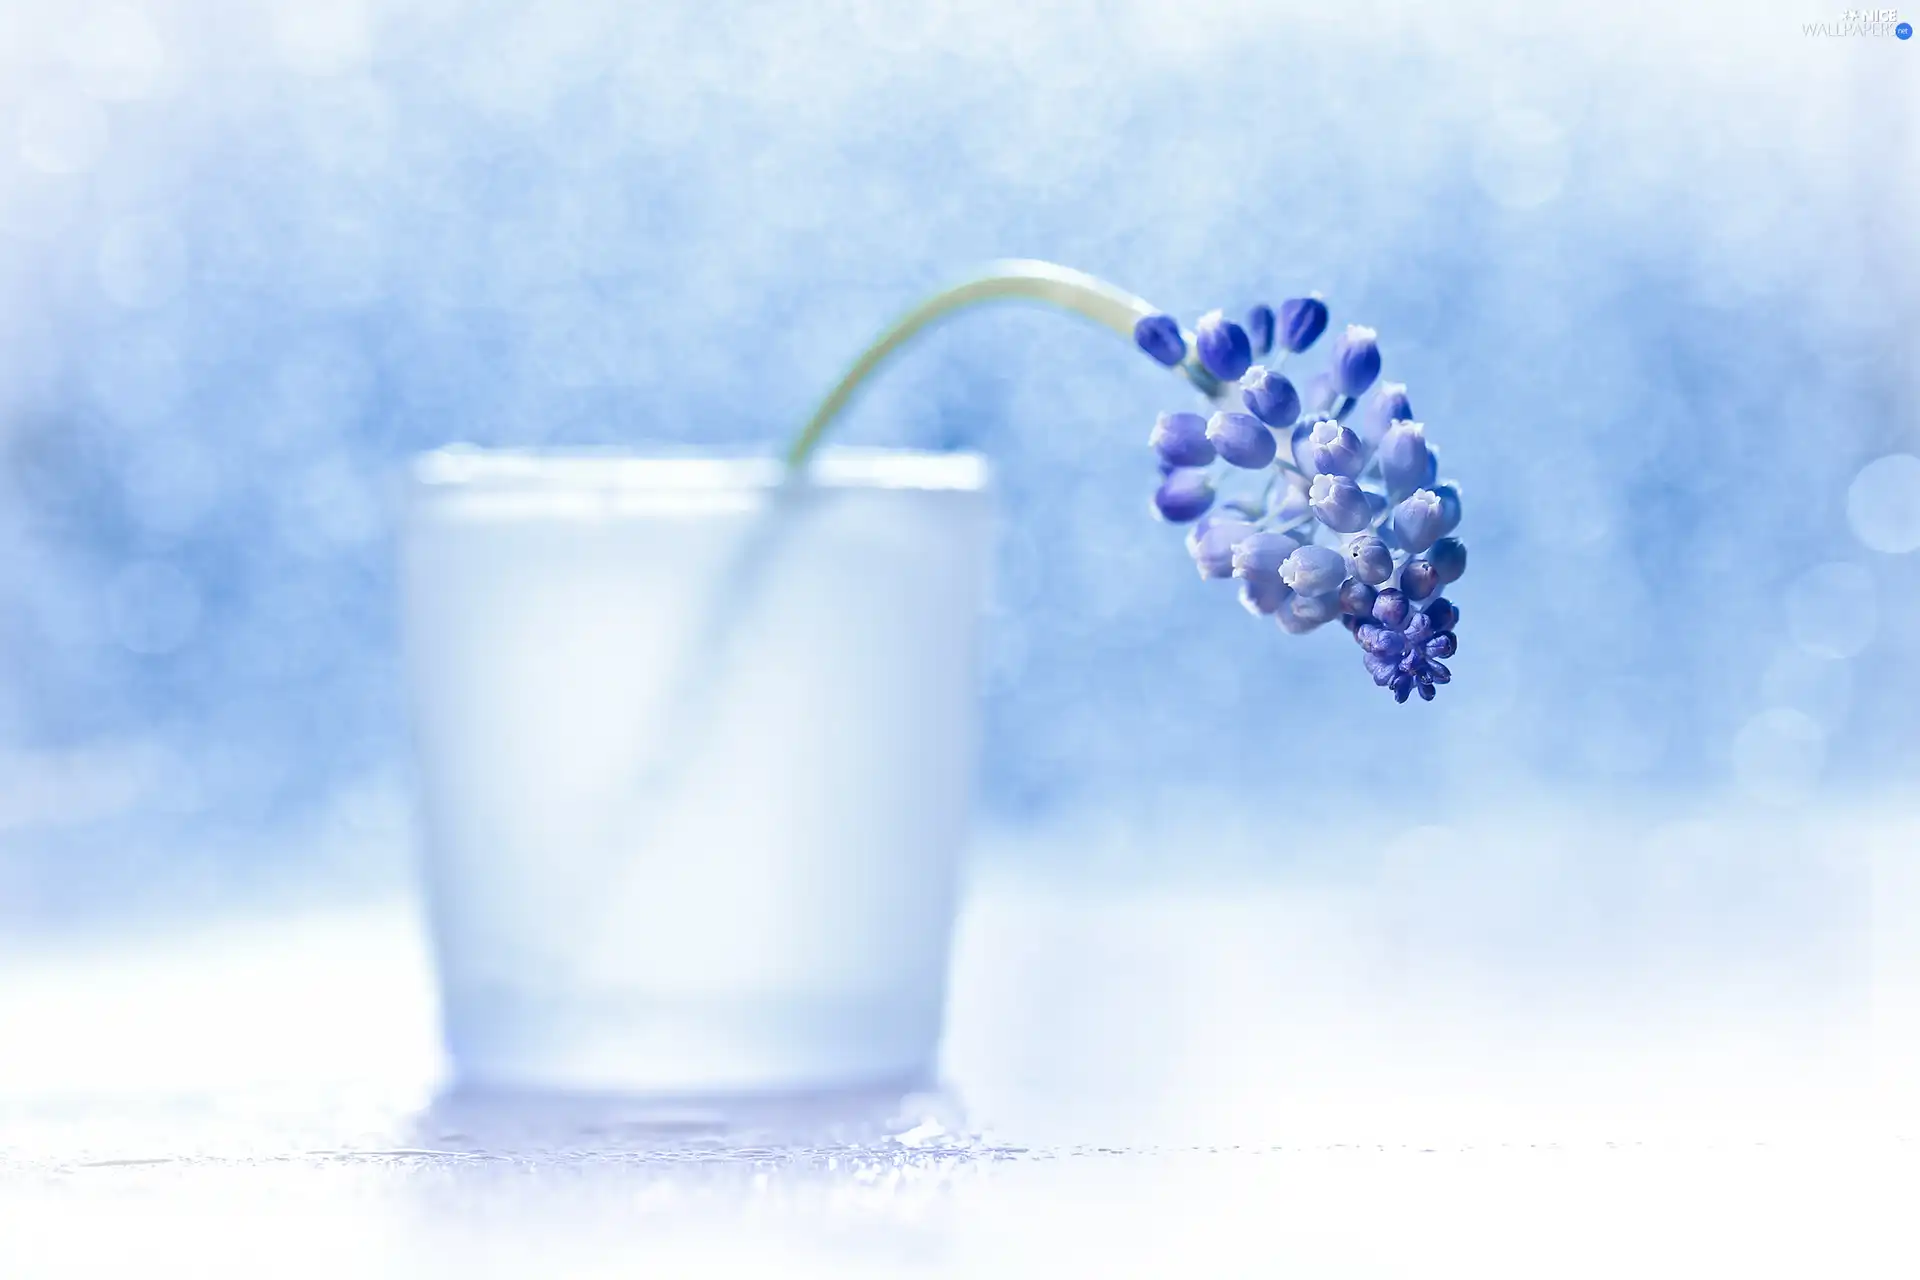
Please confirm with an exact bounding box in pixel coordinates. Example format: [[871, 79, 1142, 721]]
[[411, 445, 989, 494]]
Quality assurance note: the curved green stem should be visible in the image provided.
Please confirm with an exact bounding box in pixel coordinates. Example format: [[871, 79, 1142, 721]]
[[784, 259, 1219, 470]]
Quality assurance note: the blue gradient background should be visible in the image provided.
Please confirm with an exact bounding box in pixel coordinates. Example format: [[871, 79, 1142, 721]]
[[1, 0, 1916, 930]]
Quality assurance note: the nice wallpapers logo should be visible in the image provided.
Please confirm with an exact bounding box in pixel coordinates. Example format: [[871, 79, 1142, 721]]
[[1803, 7, 1913, 35]]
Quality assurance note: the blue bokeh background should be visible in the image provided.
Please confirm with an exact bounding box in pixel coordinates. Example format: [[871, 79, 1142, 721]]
[[2, 0, 1917, 928]]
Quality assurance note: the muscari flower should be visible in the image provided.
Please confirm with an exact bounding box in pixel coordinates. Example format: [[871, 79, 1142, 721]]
[[1330, 325, 1382, 397], [1133, 313, 1186, 367], [1240, 366, 1300, 427], [1268, 478, 1311, 524], [1241, 577, 1289, 617], [1339, 578, 1378, 618], [1400, 558, 1440, 602], [1344, 534, 1394, 585], [1377, 420, 1432, 495], [1207, 410, 1277, 469], [1279, 544, 1347, 597], [1288, 591, 1342, 625], [1150, 411, 1214, 468], [1309, 474, 1372, 533], [1371, 587, 1412, 630], [1187, 515, 1255, 579], [1140, 297, 1463, 702], [1153, 469, 1214, 523], [1426, 536, 1467, 585], [1392, 489, 1447, 554], [1360, 382, 1411, 448], [1228, 529, 1305, 614], [1277, 297, 1329, 353], [1307, 420, 1365, 477], [1276, 591, 1331, 634], [1289, 423, 1314, 474], [1354, 604, 1455, 702], [1246, 304, 1276, 357], [791, 266, 1463, 707], [1194, 310, 1253, 382], [1233, 529, 1302, 616], [1431, 482, 1463, 536], [1231, 529, 1301, 585]]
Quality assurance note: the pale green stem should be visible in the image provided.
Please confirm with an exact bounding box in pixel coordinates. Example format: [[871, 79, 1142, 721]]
[[784, 259, 1220, 470], [590, 265, 1269, 962]]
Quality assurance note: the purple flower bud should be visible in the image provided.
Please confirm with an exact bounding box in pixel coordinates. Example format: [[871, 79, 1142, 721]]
[[1302, 373, 1339, 417], [1339, 578, 1378, 617], [1268, 479, 1311, 524], [1231, 530, 1301, 585], [1137, 304, 1452, 703], [1206, 410, 1277, 469], [1133, 313, 1186, 367], [1360, 382, 1412, 447], [1239, 366, 1301, 427], [1277, 297, 1329, 353], [1330, 325, 1382, 397], [1372, 587, 1411, 630], [1194, 310, 1253, 382], [1276, 591, 1334, 634], [1290, 590, 1342, 624], [1361, 624, 1406, 659], [1377, 421, 1433, 495], [1427, 537, 1466, 585], [1309, 474, 1372, 533], [1152, 469, 1214, 523], [1393, 489, 1446, 554], [1279, 544, 1347, 597], [1290, 423, 1316, 473], [1186, 517, 1254, 579], [1307, 420, 1365, 477], [1246, 304, 1276, 357], [1400, 558, 1440, 601], [1149, 411, 1214, 468], [1432, 481, 1463, 535], [1239, 577, 1289, 616], [1344, 534, 1394, 585]]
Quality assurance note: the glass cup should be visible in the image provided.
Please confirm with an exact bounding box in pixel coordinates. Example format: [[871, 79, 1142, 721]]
[[400, 447, 991, 1096]]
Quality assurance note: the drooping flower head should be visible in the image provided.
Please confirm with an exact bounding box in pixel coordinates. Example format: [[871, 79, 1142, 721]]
[[1137, 297, 1465, 701], [783, 262, 1459, 706]]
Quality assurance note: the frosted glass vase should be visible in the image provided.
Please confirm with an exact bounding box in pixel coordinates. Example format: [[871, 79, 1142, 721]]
[[401, 447, 991, 1096]]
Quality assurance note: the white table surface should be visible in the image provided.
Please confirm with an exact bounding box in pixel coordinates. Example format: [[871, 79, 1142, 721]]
[[4, 831, 1919, 1278]]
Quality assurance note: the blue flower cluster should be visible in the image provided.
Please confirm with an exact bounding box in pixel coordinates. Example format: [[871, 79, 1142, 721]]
[[1136, 300, 1464, 702]]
